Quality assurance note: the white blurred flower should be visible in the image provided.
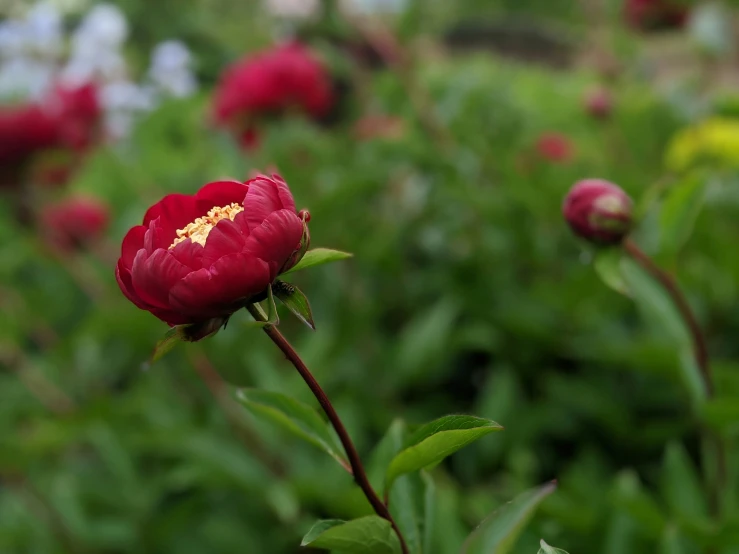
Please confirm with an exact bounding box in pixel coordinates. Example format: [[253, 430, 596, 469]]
[[62, 48, 127, 84], [341, 0, 407, 13], [0, 21, 31, 59], [99, 80, 156, 138], [148, 40, 197, 98], [25, 2, 63, 58], [265, 0, 319, 18], [73, 3, 128, 50], [0, 57, 55, 100]]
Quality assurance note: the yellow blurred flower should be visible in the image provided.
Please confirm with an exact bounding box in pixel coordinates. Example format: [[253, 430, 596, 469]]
[[666, 118, 739, 172]]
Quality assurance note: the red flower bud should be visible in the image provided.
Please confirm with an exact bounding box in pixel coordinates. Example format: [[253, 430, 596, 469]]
[[537, 132, 574, 164], [115, 174, 306, 329], [41, 195, 110, 252], [563, 179, 633, 245], [213, 42, 333, 144], [584, 87, 612, 119]]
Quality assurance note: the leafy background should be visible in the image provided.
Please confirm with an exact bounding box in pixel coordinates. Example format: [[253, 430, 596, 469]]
[[3, 0, 739, 553]]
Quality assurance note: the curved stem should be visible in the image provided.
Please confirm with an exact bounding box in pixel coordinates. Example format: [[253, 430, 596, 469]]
[[623, 238, 726, 516], [246, 304, 409, 554], [623, 238, 712, 396]]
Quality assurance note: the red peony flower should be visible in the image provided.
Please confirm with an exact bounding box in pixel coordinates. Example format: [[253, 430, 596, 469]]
[[536, 132, 574, 164], [47, 82, 102, 151], [213, 42, 333, 138], [41, 195, 110, 252], [0, 103, 59, 170], [584, 87, 612, 119], [625, 0, 688, 31], [563, 179, 633, 245], [115, 174, 308, 328]]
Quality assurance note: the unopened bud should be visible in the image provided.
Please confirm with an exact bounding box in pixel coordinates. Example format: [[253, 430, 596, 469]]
[[563, 179, 633, 245]]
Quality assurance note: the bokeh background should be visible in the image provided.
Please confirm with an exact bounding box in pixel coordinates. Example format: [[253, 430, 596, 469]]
[[2, 0, 739, 552]]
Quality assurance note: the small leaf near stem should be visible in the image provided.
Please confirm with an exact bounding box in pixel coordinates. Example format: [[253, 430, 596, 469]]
[[245, 303, 409, 554], [273, 280, 315, 329]]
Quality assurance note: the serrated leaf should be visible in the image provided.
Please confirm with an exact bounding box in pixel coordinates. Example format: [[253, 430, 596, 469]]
[[462, 481, 557, 554], [301, 516, 401, 553], [236, 389, 350, 472], [282, 248, 353, 275], [659, 173, 706, 260], [538, 539, 570, 554], [273, 281, 315, 329], [593, 248, 630, 296], [385, 415, 502, 491]]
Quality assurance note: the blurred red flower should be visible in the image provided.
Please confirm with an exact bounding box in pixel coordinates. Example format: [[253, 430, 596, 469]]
[[536, 132, 574, 164], [115, 174, 307, 327], [625, 0, 688, 30], [563, 179, 633, 245], [213, 42, 333, 141], [41, 195, 110, 252], [0, 81, 101, 188]]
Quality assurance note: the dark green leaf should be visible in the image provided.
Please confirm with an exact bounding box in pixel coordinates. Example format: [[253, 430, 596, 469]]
[[282, 248, 353, 275], [462, 481, 557, 554], [236, 389, 349, 471], [386, 415, 502, 491], [661, 442, 708, 520], [273, 281, 315, 329], [612, 470, 666, 538], [300, 516, 401, 553]]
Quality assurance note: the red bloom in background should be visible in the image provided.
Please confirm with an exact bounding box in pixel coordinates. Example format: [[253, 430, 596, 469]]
[[41, 195, 110, 252], [213, 42, 333, 140], [0, 81, 101, 188], [625, 0, 689, 30], [115, 174, 308, 327], [536, 132, 574, 164], [563, 179, 633, 245], [49, 82, 102, 151]]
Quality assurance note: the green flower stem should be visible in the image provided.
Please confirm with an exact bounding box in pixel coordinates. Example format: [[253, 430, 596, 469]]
[[246, 304, 409, 554], [623, 238, 711, 395], [623, 238, 726, 516]]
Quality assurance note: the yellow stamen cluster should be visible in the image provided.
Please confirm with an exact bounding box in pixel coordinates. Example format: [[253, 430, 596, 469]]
[[169, 203, 244, 249]]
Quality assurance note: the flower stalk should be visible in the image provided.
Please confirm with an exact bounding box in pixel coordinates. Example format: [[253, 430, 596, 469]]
[[246, 303, 409, 554]]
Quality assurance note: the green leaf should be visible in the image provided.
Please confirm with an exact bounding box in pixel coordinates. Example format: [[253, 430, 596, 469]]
[[235, 389, 349, 472], [385, 415, 502, 491], [245, 287, 279, 328], [661, 442, 708, 520], [612, 470, 666, 538], [462, 481, 557, 554], [273, 280, 315, 329], [538, 539, 570, 554], [301, 516, 401, 554], [282, 248, 353, 275], [620, 257, 707, 406], [659, 173, 706, 260], [593, 248, 630, 296], [421, 472, 436, 554], [149, 326, 186, 364]]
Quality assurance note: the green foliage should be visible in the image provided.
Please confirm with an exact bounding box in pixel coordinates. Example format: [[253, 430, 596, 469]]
[[4, 1, 739, 553], [301, 516, 401, 553]]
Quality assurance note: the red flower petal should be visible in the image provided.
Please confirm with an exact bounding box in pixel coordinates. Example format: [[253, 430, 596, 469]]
[[131, 249, 191, 310], [200, 218, 247, 267], [168, 253, 271, 318], [194, 180, 249, 208], [243, 176, 296, 231], [120, 225, 146, 269], [244, 209, 303, 280], [169, 238, 205, 270], [142, 193, 202, 243]]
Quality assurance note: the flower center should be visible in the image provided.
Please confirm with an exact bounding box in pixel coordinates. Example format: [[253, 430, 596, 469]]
[[169, 203, 244, 249]]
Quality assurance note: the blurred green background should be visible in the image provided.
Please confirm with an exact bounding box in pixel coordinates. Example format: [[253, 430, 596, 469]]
[[3, 0, 739, 552]]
